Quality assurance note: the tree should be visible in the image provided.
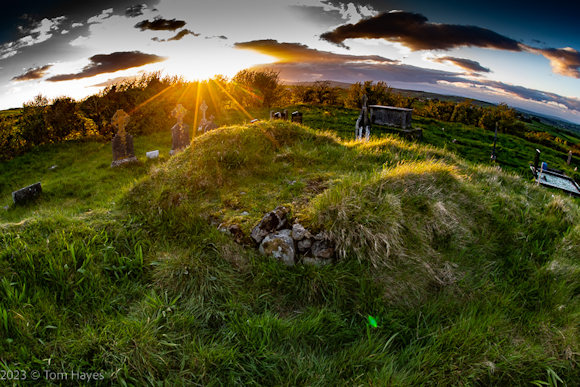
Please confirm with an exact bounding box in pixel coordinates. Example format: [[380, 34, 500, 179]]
[[232, 69, 282, 108], [19, 94, 50, 145]]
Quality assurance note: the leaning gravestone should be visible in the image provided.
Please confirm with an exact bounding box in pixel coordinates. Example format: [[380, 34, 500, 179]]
[[355, 94, 371, 141], [12, 182, 42, 205], [170, 104, 191, 155], [111, 109, 137, 167]]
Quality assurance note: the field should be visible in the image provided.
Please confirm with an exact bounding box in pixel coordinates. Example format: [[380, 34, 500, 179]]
[[0, 107, 579, 385]]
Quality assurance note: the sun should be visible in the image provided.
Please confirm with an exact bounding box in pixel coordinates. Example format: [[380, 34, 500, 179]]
[[155, 44, 277, 81]]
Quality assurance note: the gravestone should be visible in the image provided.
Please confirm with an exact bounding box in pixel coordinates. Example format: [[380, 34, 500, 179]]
[[111, 109, 137, 167], [291, 111, 303, 124], [270, 109, 288, 121], [355, 95, 371, 141], [567, 151, 573, 165], [368, 104, 423, 141], [146, 150, 159, 159], [197, 100, 218, 133], [169, 104, 191, 155], [12, 182, 42, 205]]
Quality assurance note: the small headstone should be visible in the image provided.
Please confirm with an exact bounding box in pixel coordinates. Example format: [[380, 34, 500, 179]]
[[170, 104, 191, 155], [567, 151, 573, 165], [146, 150, 159, 159], [250, 119, 259, 124], [12, 182, 42, 205], [111, 109, 138, 167], [291, 111, 303, 124]]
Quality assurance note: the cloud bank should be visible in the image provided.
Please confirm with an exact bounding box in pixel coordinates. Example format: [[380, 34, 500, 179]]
[[47, 51, 165, 81]]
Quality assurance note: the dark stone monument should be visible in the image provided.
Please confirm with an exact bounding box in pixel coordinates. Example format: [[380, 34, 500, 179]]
[[368, 103, 423, 141], [270, 109, 288, 121], [111, 109, 137, 167], [170, 104, 191, 155], [291, 111, 303, 124], [12, 182, 42, 205]]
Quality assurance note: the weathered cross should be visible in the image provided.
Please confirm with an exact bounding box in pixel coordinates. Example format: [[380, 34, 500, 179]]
[[200, 100, 208, 121], [112, 109, 130, 137], [172, 104, 188, 125]]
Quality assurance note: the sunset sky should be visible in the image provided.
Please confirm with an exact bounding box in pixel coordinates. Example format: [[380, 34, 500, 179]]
[[1, 0, 579, 122]]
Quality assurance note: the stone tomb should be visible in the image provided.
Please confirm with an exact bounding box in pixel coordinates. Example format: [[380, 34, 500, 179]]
[[12, 182, 42, 205], [111, 109, 138, 167], [369, 105, 422, 141], [170, 104, 191, 155], [370, 105, 412, 129]]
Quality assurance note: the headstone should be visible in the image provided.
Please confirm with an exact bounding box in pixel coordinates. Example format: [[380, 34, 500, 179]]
[[567, 151, 573, 165], [12, 182, 42, 205], [355, 94, 371, 141], [491, 122, 498, 162], [170, 104, 191, 155], [197, 100, 218, 133], [146, 150, 159, 159], [111, 109, 137, 167], [291, 111, 303, 124]]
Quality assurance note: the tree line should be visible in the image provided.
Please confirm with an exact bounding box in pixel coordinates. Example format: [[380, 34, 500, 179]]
[[1, 70, 576, 161]]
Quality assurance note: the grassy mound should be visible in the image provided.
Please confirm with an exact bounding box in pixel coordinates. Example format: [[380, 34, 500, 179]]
[[121, 122, 579, 384], [1, 121, 578, 385]]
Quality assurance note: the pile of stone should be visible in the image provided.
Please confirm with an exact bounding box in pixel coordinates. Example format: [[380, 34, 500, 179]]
[[250, 206, 335, 266]]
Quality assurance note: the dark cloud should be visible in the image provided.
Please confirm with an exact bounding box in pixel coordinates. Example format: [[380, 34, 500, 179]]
[[431, 56, 490, 74], [168, 29, 199, 41], [320, 11, 522, 51], [235, 39, 396, 64], [125, 4, 146, 18], [47, 51, 165, 81], [12, 64, 52, 81], [135, 18, 186, 31], [476, 80, 580, 111], [152, 29, 199, 42], [525, 46, 580, 78]]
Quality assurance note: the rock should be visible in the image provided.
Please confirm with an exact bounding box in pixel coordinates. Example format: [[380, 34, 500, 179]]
[[49, 165, 57, 170], [250, 206, 289, 244], [241, 211, 249, 216], [259, 229, 295, 266], [311, 238, 334, 260], [291, 223, 310, 241], [12, 182, 42, 205], [297, 237, 312, 253]]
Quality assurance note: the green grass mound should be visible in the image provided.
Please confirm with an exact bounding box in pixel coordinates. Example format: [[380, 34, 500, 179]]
[[1, 121, 578, 385], [119, 122, 579, 384]]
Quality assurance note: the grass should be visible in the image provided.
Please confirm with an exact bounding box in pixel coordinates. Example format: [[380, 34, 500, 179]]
[[0, 113, 578, 385]]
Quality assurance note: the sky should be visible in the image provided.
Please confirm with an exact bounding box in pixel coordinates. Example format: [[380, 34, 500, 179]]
[[1, 0, 579, 123]]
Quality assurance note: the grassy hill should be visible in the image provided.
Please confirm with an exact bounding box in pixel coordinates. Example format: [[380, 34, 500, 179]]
[[1, 117, 578, 385]]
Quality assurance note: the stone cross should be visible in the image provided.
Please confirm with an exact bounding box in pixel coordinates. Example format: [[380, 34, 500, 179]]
[[112, 109, 130, 137], [172, 104, 188, 125], [200, 100, 208, 122]]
